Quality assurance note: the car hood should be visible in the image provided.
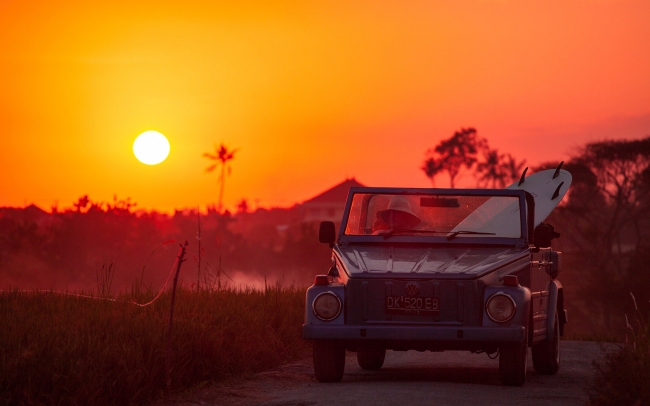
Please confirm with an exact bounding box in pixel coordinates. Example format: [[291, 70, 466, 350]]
[[335, 244, 529, 278]]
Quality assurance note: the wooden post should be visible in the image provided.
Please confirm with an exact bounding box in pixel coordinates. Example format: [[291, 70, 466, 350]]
[[166, 241, 188, 393], [197, 208, 201, 290]]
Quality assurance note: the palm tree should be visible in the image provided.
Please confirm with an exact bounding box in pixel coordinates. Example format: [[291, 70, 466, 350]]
[[204, 144, 238, 212], [476, 151, 527, 188], [503, 153, 527, 184], [476, 149, 507, 188]]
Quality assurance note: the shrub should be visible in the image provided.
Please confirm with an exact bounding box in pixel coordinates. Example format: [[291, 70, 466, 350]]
[[586, 296, 650, 406]]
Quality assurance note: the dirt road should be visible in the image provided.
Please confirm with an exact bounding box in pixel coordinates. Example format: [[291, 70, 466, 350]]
[[161, 341, 613, 406]]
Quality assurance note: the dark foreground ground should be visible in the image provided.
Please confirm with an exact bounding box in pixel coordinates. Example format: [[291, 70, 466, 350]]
[[159, 340, 614, 406]]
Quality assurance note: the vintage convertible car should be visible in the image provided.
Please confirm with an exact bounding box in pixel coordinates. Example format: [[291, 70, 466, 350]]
[[302, 167, 571, 386]]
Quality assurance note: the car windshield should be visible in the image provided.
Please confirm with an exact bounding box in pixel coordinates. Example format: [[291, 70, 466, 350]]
[[344, 193, 522, 239]]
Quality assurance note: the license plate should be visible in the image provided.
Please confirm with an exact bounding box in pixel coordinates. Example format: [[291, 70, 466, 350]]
[[386, 296, 439, 316]]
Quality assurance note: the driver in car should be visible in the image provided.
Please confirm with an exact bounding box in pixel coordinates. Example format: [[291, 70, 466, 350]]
[[372, 196, 421, 234]]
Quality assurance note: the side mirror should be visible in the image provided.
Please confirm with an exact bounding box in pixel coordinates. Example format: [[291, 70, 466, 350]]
[[534, 223, 560, 248], [319, 221, 336, 245]]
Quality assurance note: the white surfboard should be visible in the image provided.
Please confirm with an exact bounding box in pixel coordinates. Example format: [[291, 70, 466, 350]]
[[451, 166, 572, 237]]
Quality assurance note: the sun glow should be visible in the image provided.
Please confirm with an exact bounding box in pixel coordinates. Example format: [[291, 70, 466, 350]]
[[133, 131, 170, 165]]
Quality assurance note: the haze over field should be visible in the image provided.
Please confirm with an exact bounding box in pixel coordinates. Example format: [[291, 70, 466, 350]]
[[1, 0, 649, 212]]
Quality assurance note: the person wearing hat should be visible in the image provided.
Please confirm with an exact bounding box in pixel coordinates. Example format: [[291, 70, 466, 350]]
[[372, 195, 421, 234]]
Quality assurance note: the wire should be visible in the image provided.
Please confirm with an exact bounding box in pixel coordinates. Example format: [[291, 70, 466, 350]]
[[131, 257, 178, 307], [487, 349, 500, 359], [0, 256, 180, 308]]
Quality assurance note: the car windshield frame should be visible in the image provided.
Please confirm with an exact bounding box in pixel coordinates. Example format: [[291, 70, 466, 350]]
[[338, 187, 532, 247]]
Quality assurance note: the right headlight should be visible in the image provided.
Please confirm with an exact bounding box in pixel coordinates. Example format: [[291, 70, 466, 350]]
[[485, 293, 516, 323], [312, 292, 342, 321]]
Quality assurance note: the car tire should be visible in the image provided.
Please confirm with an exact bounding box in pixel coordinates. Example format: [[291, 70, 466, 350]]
[[532, 310, 560, 375], [499, 342, 527, 386], [313, 340, 345, 382], [357, 347, 386, 370]]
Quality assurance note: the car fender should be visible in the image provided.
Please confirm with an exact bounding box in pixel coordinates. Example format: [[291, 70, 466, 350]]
[[483, 284, 531, 330]]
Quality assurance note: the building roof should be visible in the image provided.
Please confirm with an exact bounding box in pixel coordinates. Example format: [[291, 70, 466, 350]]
[[303, 178, 365, 205], [0, 204, 50, 224]]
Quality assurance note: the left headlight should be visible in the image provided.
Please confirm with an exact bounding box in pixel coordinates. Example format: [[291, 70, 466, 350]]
[[312, 292, 342, 321], [485, 293, 516, 323]]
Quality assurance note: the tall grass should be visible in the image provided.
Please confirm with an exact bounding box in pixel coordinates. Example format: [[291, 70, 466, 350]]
[[586, 295, 650, 405], [0, 285, 309, 405]]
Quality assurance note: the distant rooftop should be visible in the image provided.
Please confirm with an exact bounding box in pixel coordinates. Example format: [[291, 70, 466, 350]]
[[0, 204, 51, 224], [303, 178, 365, 205]]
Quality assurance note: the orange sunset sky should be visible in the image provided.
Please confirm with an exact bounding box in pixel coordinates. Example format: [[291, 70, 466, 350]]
[[1, 0, 649, 212]]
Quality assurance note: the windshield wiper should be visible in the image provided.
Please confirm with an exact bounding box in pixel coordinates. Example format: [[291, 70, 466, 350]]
[[379, 229, 437, 239], [446, 230, 496, 240]]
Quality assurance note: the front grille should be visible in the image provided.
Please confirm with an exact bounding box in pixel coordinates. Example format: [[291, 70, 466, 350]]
[[346, 278, 482, 326]]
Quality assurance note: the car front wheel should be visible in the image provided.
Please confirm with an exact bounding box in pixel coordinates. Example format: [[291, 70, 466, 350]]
[[499, 342, 527, 386], [357, 347, 386, 370], [532, 310, 560, 374], [313, 340, 345, 382]]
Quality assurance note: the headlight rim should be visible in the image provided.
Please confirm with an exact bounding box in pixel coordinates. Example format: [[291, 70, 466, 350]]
[[312, 291, 342, 321], [485, 292, 517, 323]]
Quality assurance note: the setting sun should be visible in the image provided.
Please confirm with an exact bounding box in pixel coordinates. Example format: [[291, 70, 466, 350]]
[[133, 131, 170, 165]]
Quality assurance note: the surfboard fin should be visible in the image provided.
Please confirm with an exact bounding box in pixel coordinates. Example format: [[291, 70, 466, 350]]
[[552, 182, 564, 200], [518, 167, 529, 186], [553, 161, 564, 179]]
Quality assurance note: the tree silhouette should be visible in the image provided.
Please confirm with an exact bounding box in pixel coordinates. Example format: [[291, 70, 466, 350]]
[[422, 128, 486, 188], [236, 199, 249, 214], [539, 136, 650, 331], [73, 195, 91, 212], [475, 150, 527, 188], [502, 153, 527, 184], [476, 149, 507, 188], [204, 144, 238, 213], [421, 157, 443, 186]]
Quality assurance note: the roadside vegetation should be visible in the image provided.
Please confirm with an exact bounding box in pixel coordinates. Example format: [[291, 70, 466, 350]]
[[0, 285, 310, 406], [587, 300, 650, 405]]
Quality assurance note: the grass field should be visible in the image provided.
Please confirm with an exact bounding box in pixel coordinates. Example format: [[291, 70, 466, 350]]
[[3, 281, 648, 406], [586, 304, 650, 406], [0, 285, 310, 406]]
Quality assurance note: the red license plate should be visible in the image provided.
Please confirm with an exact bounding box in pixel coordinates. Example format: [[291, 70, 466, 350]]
[[386, 296, 439, 316]]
